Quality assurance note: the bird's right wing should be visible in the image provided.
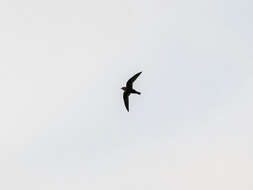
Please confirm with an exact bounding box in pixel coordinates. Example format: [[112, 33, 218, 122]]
[[123, 92, 129, 112], [126, 72, 142, 88]]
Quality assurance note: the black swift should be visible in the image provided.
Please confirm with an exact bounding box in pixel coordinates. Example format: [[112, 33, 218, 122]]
[[121, 72, 142, 112]]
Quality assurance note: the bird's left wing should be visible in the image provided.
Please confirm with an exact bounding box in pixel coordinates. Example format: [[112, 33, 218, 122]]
[[126, 72, 142, 88], [123, 92, 129, 112]]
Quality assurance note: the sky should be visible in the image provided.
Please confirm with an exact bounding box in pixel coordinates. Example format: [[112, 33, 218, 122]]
[[0, 0, 253, 189]]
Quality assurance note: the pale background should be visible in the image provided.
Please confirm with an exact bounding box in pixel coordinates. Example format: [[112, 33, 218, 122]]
[[0, 0, 253, 189]]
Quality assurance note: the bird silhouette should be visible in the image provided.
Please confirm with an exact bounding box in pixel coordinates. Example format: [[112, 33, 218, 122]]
[[121, 72, 142, 112]]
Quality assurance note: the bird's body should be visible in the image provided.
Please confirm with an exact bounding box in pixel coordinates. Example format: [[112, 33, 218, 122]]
[[121, 72, 142, 111]]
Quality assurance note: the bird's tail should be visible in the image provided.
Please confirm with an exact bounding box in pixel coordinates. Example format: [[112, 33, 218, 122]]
[[132, 90, 141, 95]]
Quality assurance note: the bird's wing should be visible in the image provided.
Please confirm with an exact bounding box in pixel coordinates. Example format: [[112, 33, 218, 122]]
[[123, 92, 129, 112], [126, 72, 142, 88]]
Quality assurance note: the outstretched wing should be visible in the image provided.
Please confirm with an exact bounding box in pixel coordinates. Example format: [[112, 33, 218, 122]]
[[126, 72, 142, 88], [123, 92, 129, 112]]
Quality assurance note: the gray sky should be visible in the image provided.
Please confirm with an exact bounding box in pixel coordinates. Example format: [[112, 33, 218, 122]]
[[0, 0, 253, 189]]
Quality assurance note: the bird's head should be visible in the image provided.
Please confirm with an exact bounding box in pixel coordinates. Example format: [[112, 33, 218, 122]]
[[121, 87, 127, 91]]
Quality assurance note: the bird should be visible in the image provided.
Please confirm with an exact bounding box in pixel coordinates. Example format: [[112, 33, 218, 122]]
[[121, 71, 142, 112]]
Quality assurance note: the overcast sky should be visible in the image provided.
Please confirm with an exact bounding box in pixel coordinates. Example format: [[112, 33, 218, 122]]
[[0, 0, 253, 189]]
